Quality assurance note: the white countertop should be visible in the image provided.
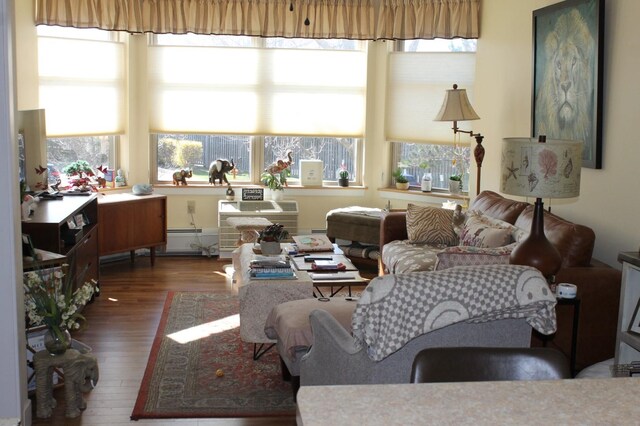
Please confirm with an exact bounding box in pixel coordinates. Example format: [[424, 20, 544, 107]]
[[296, 378, 640, 425]]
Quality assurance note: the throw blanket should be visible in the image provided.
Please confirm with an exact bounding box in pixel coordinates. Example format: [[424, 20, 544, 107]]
[[352, 264, 557, 361]]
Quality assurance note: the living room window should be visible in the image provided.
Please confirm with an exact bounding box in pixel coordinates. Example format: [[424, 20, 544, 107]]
[[37, 26, 123, 179], [387, 39, 476, 193], [149, 34, 366, 186]]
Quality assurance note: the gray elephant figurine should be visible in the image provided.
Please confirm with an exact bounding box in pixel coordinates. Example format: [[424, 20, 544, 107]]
[[209, 159, 235, 185], [64, 352, 99, 418], [34, 349, 99, 419]]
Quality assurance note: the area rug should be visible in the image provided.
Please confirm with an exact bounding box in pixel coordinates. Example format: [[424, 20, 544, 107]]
[[131, 292, 295, 419]]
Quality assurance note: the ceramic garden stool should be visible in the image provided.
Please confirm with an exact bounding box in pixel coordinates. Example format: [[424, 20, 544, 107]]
[[34, 349, 99, 418], [226, 217, 273, 246]]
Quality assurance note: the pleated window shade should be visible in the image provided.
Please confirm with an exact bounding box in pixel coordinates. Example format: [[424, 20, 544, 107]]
[[148, 45, 367, 137], [385, 52, 477, 145], [38, 36, 125, 137]]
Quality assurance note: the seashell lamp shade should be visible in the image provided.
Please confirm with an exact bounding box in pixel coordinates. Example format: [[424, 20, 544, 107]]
[[501, 137, 582, 199]]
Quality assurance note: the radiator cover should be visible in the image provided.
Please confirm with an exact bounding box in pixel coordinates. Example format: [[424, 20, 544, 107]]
[[218, 200, 299, 257]]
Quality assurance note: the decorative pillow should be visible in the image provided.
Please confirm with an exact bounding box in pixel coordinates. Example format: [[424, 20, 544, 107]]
[[459, 210, 517, 248], [434, 244, 516, 270], [406, 204, 458, 246]]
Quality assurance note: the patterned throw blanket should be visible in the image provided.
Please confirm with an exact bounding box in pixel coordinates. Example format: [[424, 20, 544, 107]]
[[352, 264, 557, 361]]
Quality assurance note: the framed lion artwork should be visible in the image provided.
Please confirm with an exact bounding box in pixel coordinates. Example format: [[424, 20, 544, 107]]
[[532, 0, 604, 169]]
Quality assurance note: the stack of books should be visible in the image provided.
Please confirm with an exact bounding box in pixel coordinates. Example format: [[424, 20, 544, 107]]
[[249, 256, 295, 279]]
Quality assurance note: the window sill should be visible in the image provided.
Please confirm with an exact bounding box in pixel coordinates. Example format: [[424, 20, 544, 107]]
[[378, 187, 470, 205]]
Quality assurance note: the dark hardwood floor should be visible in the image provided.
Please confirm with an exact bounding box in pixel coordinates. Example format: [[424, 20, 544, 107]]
[[29, 255, 303, 426]]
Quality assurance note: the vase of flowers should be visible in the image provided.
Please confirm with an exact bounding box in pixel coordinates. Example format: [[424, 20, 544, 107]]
[[23, 264, 98, 356]]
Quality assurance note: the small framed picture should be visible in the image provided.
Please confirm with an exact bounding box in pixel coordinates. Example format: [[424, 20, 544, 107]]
[[74, 214, 86, 228], [628, 299, 640, 336], [67, 218, 77, 229]]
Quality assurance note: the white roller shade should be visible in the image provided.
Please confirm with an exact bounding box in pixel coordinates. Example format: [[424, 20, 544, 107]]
[[385, 52, 476, 145], [148, 45, 366, 137], [38, 37, 125, 137]]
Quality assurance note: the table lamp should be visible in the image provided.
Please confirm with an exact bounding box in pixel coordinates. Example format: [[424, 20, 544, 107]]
[[501, 136, 582, 279], [434, 84, 484, 194]]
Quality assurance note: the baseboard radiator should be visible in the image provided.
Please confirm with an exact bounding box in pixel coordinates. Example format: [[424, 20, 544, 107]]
[[160, 228, 219, 257], [218, 200, 299, 258]]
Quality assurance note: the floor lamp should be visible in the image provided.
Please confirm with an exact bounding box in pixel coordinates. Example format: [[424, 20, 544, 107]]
[[434, 84, 484, 195], [500, 136, 583, 280]]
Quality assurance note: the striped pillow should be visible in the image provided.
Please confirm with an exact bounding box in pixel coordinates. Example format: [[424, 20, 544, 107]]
[[406, 204, 458, 246]]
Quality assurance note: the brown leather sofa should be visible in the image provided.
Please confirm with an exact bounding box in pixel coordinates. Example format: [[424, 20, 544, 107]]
[[379, 190, 622, 373]]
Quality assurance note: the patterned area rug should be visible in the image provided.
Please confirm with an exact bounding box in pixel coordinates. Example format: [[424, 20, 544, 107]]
[[131, 292, 295, 419]]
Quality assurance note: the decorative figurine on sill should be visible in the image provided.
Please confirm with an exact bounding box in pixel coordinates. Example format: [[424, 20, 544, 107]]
[[115, 169, 126, 187], [208, 159, 235, 185], [172, 169, 192, 186], [226, 184, 235, 200], [264, 150, 293, 185]]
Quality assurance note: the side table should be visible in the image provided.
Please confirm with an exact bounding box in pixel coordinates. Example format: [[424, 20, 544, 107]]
[[540, 297, 580, 377], [33, 349, 98, 418]]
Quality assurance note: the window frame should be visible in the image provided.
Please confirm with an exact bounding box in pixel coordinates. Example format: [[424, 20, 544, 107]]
[[148, 34, 366, 187]]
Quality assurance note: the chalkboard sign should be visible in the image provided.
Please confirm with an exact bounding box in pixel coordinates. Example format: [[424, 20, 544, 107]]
[[242, 188, 264, 201]]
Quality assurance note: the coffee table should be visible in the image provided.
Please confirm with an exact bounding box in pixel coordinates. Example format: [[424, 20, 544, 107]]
[[289, 251, 369, 297]]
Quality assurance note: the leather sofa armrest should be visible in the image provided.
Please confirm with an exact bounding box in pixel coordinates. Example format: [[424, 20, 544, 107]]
[[380, 211, 408, 247], [535, 262, 622, 371]]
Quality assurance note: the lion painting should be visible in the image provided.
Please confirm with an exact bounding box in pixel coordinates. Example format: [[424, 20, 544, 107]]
[[535, 8, 595, 154]]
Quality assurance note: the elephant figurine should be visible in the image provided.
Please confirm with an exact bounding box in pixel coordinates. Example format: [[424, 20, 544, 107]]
[[64, 352, 99, 418], [209, 159, 235, 185], [172, 169, 192, 186], [34, 349, 99, 419]]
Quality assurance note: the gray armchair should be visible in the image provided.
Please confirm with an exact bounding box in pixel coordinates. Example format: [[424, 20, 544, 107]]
[[300, 310, 532, 386]]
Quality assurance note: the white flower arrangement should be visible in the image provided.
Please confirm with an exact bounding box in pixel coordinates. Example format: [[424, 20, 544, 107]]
[[23, 264, 98, 333]]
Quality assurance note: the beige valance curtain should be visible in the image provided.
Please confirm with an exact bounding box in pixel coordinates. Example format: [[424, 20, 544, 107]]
[[35, 0, 480, 40], [377, 0, 480, 39]]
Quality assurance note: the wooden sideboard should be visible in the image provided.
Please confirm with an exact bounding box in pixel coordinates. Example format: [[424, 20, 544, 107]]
[[97, 193, 167, 265], [22, 194, 99, 291]]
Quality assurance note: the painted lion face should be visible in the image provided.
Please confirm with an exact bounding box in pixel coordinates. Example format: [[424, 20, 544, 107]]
[[552, 41, 582, 129]]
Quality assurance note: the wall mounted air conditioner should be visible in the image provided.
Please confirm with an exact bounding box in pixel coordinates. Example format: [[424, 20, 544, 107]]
[[218, 200, 299, 258]]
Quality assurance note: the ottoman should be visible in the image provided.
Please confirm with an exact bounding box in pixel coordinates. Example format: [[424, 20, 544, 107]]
[[264, 298, 358, 395]]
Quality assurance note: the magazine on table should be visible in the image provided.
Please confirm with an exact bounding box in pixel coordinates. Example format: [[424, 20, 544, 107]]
[[311, 260, 346, 271], [292, 234, 334, 252]]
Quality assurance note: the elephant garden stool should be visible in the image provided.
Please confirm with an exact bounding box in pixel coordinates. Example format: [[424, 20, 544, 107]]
[[226, 217, 273, 246], [34, 348, 99, 418]]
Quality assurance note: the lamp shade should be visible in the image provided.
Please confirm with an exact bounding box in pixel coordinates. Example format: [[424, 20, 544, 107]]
[[501, 138, 582, 199], [434, 85, 480, 122]]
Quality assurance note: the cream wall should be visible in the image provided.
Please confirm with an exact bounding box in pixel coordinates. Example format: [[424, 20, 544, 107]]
[[14, 0, 639, 268], [476, 0, 640, 268]]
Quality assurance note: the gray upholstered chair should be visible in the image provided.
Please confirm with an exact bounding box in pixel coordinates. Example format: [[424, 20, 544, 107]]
[[299, 311, 533, 387], [410, 347, 571, 383]]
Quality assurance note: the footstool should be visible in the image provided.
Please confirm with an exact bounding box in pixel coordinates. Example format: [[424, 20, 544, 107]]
[[226, 217, 273, 246], [264, 297, 358, 395]]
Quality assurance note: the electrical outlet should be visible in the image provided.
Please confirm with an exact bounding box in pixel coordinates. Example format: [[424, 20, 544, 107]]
[[187, 200, 196, 214]]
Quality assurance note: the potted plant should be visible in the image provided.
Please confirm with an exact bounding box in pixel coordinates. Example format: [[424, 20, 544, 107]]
[[449, 173, 463, 194], [63, 160, 95, 191], [338, 170, 349, 187], [257, 223, 289, 255], [261, 170, 289, 200], [392, 168, 410, 190]]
